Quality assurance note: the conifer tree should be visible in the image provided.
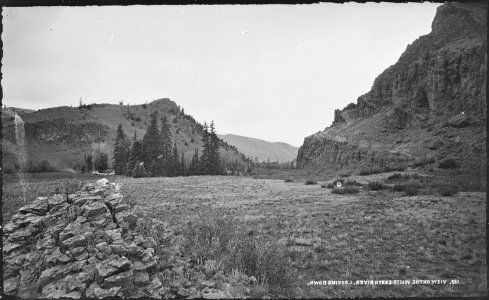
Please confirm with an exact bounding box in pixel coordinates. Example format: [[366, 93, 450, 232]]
[[208, 121, 221, 175], [127, 132, 143, 176], [142, 111, 161, 170], [172, 142, 180, 176], [160, 116, 173, 176], [113, 123, 130, 175], [200, 122, 211, 174], [189, 149, 199, 175], [180, 152, 186, 176]]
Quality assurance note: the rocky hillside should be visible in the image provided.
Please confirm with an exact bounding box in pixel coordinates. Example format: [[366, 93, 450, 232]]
[[297, 2, 487, 174], [218, 134, 298, 163], [2, 99, 250, 172]]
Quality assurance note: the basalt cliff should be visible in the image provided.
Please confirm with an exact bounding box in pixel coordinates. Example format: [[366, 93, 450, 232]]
[[297, 2, 487, 174]]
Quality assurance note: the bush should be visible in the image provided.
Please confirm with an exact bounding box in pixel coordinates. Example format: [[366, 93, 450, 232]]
[[183, 211, 295, 291], [366, 181, 386, 191], [132, 162, 147, 178], [438, 158, 461, 169], [436, 185, 458, 196], [359, 168, 381, 176], [339, 172, 351, 178], [404, 185, 419, 196], [345, 180, 363, 186], [387, 173, 407, 181], [284, 179, 293, 183], [326, 183, 334, 188], [305, 180, 317, 185], [332, 186, 359, 194], [383, 165, 406, 172], [393, 182, 422, 194], [320, 184, 327, 188]]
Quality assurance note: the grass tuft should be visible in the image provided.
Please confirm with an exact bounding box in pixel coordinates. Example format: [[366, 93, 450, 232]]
[[332, 186, 359, 194], [366, 181, 386, 191]]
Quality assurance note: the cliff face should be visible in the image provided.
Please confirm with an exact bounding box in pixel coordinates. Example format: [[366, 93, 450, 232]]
[[297, 2, 487, 173]]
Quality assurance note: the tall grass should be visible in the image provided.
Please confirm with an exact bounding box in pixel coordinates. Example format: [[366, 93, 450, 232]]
[[183, 210, 296, 292]]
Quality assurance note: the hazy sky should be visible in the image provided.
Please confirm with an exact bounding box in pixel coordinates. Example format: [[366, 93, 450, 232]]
[[2, 3, 440, 147]]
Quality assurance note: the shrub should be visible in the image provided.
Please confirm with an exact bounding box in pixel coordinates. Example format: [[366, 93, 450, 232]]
[[387, 173, 407, 181], [345, 180, 363, 186], [383, 165, 406, 172], [436, 185, 458, 196], [332, 186, 359, 194], [284, 179, 293, 183], [359, 168, 381, 176], [366, 181, 386, 191], [326, 183, 334, 188], [183, 211, 295, 291], [339, 172, 351, 178], [132, 162, 147, 178], [305, 180, 317, 185], [413, 157, 435, 167], [438, 158, 461, 169], [404, 185, 419, 196], [320, 184, 327, 188]]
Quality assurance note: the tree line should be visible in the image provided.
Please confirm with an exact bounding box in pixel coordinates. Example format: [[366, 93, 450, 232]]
[[112, 111, 223, 178]]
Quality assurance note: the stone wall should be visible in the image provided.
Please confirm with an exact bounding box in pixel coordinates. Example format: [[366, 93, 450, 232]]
[[3, 178, 162, 298]]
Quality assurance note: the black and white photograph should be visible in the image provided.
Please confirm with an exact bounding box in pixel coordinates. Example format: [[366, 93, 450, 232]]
[[1, 1, 487, 298]]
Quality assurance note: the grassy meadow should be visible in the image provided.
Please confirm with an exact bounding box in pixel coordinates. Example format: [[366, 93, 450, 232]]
[[2, 171, 486, 298]]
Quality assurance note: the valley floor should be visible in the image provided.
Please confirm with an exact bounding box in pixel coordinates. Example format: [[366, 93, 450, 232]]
[[2, 173, 487, 298]]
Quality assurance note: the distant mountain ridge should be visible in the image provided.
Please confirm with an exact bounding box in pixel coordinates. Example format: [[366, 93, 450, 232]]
[[2, 98, 250, 172], [218, 134, 298, 163]]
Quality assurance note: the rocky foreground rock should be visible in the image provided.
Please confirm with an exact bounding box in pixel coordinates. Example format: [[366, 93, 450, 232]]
[[3, 178, 238, 299], [297, 2, 487, 173]]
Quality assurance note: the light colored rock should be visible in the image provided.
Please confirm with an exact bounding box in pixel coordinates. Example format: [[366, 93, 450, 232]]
[[95, 178, 109, 188]]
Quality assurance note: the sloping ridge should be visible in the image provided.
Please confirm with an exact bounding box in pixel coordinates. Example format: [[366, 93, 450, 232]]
[[2, 98, 250, 171], [297, 2, 487, 173], [218, 134, 298, 163]]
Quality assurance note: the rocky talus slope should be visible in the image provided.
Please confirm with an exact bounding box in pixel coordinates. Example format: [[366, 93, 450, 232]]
[[2, 179, 236, 299], [297, 2, 487, 173]]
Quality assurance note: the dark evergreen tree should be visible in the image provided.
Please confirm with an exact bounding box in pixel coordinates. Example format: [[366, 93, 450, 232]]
[[84, 153, 93, 173], [94, 153, 108, 173], [200, 122, 211, 174], [172, 142, 180, 176], [180, 152, 186, 176], [142, 111, 161, 169], [208, 121, 221, 175], [127, 131, 143, 176], [113, 123, 130, 175], [189, 149, 200, 175], [160, 116, 173, 176], [132, 161, 146, 178]]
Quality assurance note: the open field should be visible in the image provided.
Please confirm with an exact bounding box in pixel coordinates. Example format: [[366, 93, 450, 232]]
[[2, 172, 487, 298]]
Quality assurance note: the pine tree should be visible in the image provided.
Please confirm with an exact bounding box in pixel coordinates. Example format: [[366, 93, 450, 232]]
[[142, 111, 161, 171], [132, 161, 146, 178], [208, 121, 221, 175], [113, 123, 130, 175], [200, 122, 211, 174], [180, 152, 186, 176], [189, 149, 200, 175], [172, 142, 180, 176], [127, 131, 143, 176], [160, 116, 173, 176]]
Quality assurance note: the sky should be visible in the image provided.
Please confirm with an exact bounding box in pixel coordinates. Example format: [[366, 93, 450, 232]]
[[2, 3, 440, 147]]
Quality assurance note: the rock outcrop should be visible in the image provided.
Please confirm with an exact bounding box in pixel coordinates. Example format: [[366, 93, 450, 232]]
[[297, 2, 487, 173], [3, 178, 161, 299]]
